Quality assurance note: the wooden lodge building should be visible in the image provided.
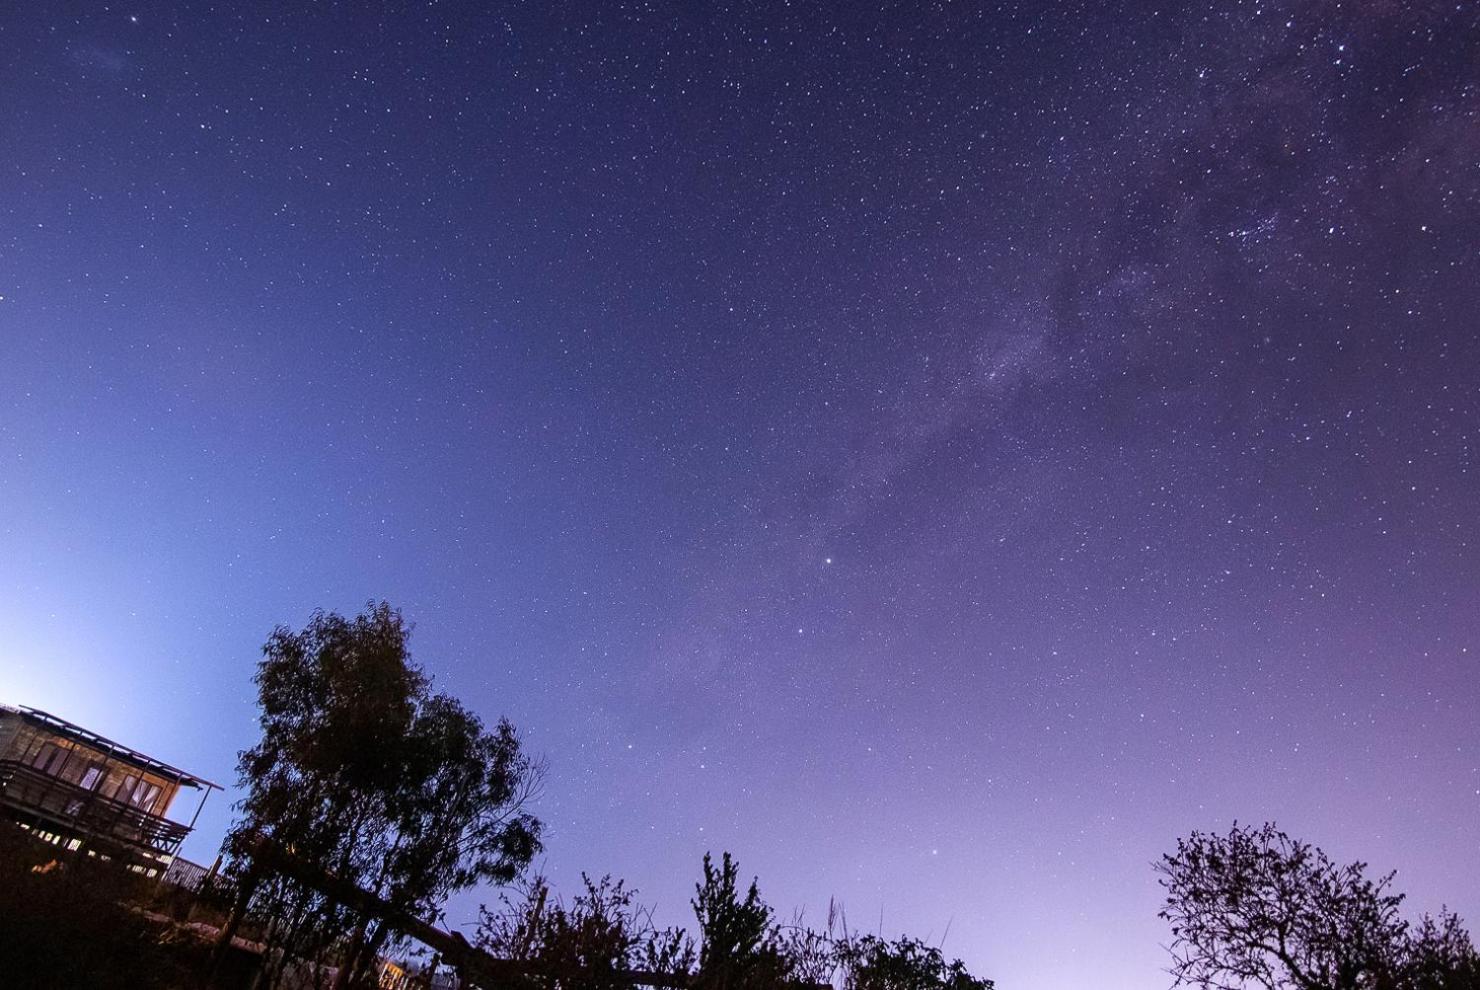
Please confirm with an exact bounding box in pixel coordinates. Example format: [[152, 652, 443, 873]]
[[0, 703, 219, 876]]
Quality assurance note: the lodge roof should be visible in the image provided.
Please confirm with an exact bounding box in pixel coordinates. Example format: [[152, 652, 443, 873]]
[[2, 704, 221, 791]]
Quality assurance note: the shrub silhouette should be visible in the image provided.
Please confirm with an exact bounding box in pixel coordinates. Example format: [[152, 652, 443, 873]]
[[834, 934, 995, 990], [476, 852, 996, 990], [477, 873, 694, 989]]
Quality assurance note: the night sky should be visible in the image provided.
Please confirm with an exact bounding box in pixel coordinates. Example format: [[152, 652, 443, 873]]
[[3, 2, 1479, 987]]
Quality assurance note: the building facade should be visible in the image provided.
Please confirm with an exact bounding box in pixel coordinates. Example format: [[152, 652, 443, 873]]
[[0, 704, 219, 876]]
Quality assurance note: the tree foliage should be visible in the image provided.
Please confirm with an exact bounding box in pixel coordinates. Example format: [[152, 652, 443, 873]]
[[225, 603, 544, 986], [1157, 823, 1479, 990]]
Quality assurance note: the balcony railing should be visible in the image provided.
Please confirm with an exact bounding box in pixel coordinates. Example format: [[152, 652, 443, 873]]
[[0, 758, 190, 855]]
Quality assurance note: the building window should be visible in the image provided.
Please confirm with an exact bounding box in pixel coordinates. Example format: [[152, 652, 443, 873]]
[[112, 774, 140, 803], [132, 782, 162, 812], [31, 742, 67, 776]]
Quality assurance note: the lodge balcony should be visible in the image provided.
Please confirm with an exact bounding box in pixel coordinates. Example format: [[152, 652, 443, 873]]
[[0, 757, 192, 859]]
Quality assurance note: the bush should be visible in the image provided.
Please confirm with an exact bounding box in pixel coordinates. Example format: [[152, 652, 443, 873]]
[[477, 873, 694, 989]]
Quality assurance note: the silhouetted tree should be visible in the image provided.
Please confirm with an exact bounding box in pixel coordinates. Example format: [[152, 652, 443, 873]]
[[693, 852, 791, 990], [1399, 914, 1480, 990], [1157, 823, 1478, 990], [221, 603, 543, 988]]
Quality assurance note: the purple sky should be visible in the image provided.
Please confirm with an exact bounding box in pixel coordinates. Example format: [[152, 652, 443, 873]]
[[3, 3, 1478, 987]]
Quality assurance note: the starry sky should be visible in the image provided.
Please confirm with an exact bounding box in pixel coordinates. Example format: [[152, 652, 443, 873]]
[[3, 2, 1479, 987]]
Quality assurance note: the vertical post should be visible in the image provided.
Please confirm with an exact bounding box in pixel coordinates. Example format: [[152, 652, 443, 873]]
[[97, 751, 137, 840], [59, 748, 102, 840], [16, 724, 47, 766], [12, 727, 51, 820], [43, 738, 79, 842], [188, 782, 215, 832], [51, 737, 77, 781]]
